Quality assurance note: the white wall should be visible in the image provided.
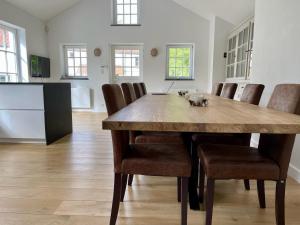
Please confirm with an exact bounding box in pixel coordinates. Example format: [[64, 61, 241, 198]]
[[46, 0, 210, 112], [0, 0, 48, 82], [252, 0, 300, 182], [0, 0, 48, 58], [208, 16, 234, 92]]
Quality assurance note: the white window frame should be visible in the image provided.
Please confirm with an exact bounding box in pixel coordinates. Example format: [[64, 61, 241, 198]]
[[62, 45, 88, 79], [166, 44, 195, 80], [112, 0, 141, 25], [111, 44, 143, 83], [0, 23, 20, 82]]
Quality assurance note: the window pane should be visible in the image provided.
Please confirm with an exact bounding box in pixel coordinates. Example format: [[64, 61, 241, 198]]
[[0, 52, 6, 72], [7, 53, 17, 73], [68, 58, 74, 67], [117, 5, 123, 14], [169, 58, 176, 67], [0, 28, 4, 50], [125, 58, 131, 67], [124, 15, 130, 24], [132, 67, 139, 76], [176, 68, 182, 77], [132, 57, 139, 67], [131, 4, 137, 14], [131, 15, 138, 24], [124, 68, 131, 76], [81, 58, 87, 66], [6, 31, 16, 52], [115, 66, 123, 76], [81, 66, 87, 76], [124, 5, 130, 14], [81, 49, 87, 57], [131, 0, 137, 3], [117, 0, 123, 4], [117, 15, 124, 24], [75, 58, 81, 67], [115, 58, 123, 66], [124, 0, 130, 4], [74, 49, 80, 57], [176, 48, 183, 57], [75, 67, 81, 76], [67, 49, 74, 57], [124, 50, 131, 58], [169, 48, 176, 57], [182, 68, 190, 77], [176, 58, 183, 67], [115, 49, 123, 58], [183, 57, 190, 67], [68, 67, 74, 76], [169, 68, 175, 77]]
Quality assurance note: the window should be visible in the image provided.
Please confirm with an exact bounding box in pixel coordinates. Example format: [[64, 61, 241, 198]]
[[0, 24, 18, 82], [63, 45, 88, 78], [166, 44, 194, 80], [112, 0, 140, 25], [111, 45, 143, 80]]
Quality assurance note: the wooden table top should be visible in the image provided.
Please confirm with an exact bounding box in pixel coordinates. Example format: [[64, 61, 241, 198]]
[[102, 94, 300, 134]]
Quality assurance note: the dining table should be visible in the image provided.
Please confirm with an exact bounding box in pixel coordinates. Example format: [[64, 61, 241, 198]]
[[102, 93, 300, 209]]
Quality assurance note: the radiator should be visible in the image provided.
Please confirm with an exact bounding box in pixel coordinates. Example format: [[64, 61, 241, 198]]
[[71, 87, 91, 109]]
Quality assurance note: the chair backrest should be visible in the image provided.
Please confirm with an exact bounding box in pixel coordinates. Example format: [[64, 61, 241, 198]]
[[102, 84, 129, 173], [258, 84, 300, 180], [133, 83, 144, 98], [240, 84, 265, 105], [220, 83, 238, 99], [212, 83, 223, 96], [140, 82, 147, 95], [121, 83, 137, 105]]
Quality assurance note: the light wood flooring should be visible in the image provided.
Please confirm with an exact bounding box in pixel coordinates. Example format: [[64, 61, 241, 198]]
[[0, 112, 299, 225]]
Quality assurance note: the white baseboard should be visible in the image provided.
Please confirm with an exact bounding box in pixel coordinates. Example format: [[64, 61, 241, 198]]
[[288, 164, 300, 183]]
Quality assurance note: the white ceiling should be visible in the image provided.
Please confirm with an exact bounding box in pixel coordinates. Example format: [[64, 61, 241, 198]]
[[4, 0, 255, 25], [4, 0, 81, 21], [173, 0, 255, 25]]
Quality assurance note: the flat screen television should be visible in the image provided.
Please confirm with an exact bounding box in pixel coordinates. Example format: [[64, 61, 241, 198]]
[[30, 55, 50, 78]]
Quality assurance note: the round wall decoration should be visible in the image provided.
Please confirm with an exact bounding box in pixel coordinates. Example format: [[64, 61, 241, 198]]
[[151, 48, 158, 57], [94, 48, 102, 57]]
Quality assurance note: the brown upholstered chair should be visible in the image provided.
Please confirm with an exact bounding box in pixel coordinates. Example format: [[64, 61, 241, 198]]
[[133, 83, 144, 99], [212, 83, 223, 96], [121, 83, 137, 105], [102, 84, 191, 225], [121, 83, 184, 187], [198, 84, 300, 225], [191, 84, 265, 190], [140, 82, 147, 95], [220, 83, 238, 99]]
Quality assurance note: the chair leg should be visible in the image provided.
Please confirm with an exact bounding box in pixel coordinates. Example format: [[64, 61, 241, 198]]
[[257, 180, 266, 208], [205, 179, 215, 225], [177, 177, 181, 202], [128, 174, 134, 186], [199, 161, 205, 204], [109, 173, 122, 225], [244, 179, 250, 190], [181, 177, 188, 225], [121, 174, 128, 202], [188, 141, 200, 210], [275, 180, 286, 225]]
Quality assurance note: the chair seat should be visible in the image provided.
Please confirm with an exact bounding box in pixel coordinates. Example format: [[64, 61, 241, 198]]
[[192, 133, 250, 146], [122, 144, 191, 177], [136, 132, 183, 144], [198, 144, 280, 180]]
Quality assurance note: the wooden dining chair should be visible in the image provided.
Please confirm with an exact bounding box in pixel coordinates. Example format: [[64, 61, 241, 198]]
[[140, 82, 147, 95], [133, 83, 144, 99], [191, 84, 265, 191], [220, 83, 238, 99], [212, 83, 223, 96], [121, 82, 184, 190], [102, 84, 191, 225], [198, 84, 300, 225]]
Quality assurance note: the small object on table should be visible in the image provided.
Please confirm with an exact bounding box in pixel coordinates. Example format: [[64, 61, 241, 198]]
[[178, 90, 189, 96], [188, 95, 208, 107]]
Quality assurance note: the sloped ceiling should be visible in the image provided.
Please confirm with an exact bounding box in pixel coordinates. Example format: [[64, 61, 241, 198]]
[[173, 0, 255, 25], [4, 0, 81, 22], [4, 0, 255, 25]]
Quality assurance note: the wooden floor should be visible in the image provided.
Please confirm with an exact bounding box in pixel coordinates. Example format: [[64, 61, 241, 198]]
[[0, 112, 299, 225]]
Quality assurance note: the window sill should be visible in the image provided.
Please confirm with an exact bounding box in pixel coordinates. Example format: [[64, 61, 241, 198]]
[[165, 78, 195, 81], [111, 24, 141, 27], [60, 76, 89, 81]]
